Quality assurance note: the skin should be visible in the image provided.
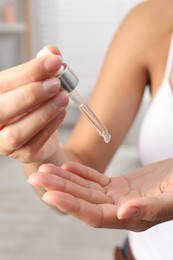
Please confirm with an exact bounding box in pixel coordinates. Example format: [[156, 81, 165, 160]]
[[1, 0, 173, 230], [0, 48, 69, 164], [28, 159, 173, 231]]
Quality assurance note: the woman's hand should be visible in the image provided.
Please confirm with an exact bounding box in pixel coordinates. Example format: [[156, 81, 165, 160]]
[[0, 46, 69, 163], [27, 158, 173, 231]]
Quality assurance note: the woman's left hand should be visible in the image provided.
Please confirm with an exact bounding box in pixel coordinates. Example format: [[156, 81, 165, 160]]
[[27, 159, 173, 231]]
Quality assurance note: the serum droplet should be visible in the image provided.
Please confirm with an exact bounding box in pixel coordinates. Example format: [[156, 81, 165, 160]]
[[102, 131, 111, 143]]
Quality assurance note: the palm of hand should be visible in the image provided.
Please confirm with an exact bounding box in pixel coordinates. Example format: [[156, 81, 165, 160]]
[[30, 159, 173, 231]]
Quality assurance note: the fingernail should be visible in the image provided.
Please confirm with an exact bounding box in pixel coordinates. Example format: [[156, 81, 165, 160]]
[[37, 49, 52, 58], [42, 194, 57, 207], [26, 176, 36, 186], [42, 77, 61, 96], [119, 207, 141, 219], [44, 55, 63, 72], [52, 90, 69, 108]]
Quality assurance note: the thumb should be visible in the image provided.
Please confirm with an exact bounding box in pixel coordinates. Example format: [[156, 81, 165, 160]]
[[117, 193, 173, 222]]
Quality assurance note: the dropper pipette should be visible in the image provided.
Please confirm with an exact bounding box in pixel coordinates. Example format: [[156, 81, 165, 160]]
[[57, 63, 111, 143]]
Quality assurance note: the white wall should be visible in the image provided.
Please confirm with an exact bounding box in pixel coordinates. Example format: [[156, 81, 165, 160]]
[[31, 0, 141, 97]]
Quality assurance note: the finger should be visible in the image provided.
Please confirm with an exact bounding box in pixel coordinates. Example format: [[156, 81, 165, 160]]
[[117, 192, 173, 222], [0, 54, 62, 93], [0, 77, 61, 124], [42, 191, 153, 230], [10, 113, 65, 162], [42, 45, 62, 55], [42, 190, 141, 229], [62, 161, 110, 187], [28, 172, 111, 204], [37, 46, 61, 58], [0, 91, 68, 153], [42, 190, 119, 227], [38, 164, 105, 191]]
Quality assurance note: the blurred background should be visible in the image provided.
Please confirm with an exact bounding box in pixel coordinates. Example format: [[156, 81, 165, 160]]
[[0, 0, 147, 259]]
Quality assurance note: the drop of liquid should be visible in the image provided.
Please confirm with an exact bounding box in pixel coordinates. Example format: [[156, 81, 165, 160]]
[[102, 132, 111, 143]]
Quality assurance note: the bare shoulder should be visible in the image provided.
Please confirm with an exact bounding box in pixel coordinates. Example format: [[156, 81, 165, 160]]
[[123, 0, 173, 35], [115, 1, 173, 65]]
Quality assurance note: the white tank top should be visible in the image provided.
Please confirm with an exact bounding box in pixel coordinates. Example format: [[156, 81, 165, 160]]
[[129, 34, 173, 260]]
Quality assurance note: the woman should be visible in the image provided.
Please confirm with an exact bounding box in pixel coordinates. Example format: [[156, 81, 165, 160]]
[[1, 0, 173, 259], [27, 1, 173, 259]]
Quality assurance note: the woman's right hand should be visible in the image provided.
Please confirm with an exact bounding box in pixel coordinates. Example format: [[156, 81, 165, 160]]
[[0, 46, 69, 163]]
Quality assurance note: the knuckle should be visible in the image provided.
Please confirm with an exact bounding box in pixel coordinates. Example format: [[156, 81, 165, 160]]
[[25, 57, 50, 83], [37, 104, 60, 125], [20, 87, 39, 107], [38, 110, 52, 125], [1, 128, 21, 150], [148, 199, 161, 222], [25, 64, 37, 82]]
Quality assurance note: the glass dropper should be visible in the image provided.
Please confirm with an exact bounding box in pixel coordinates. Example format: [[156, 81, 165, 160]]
[[57, 63, 111, 143]]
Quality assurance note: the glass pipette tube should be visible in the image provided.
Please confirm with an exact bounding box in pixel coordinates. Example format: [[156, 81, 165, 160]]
[[69, 89, 111, 143], [58, 63, 111, 143]]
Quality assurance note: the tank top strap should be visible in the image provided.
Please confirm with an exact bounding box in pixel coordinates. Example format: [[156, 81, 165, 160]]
[[164, 33, 173, 80]]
